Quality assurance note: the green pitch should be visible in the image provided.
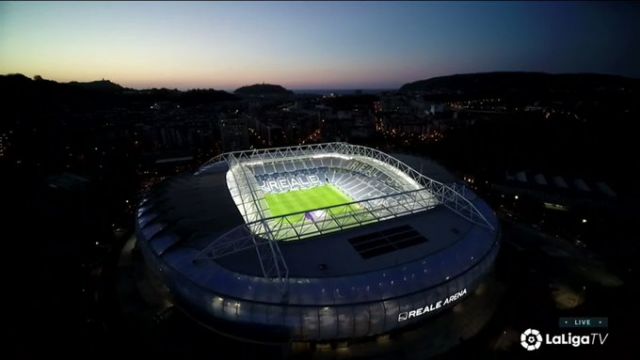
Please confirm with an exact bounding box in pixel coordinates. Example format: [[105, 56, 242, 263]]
[[264, 184, 359, 223]]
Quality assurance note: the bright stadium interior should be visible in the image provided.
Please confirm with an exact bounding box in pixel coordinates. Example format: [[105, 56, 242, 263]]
[[221, 144, 442, 241]]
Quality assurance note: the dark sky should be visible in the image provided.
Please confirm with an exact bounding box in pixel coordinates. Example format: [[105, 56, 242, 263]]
[[1, 1, 638, 89]]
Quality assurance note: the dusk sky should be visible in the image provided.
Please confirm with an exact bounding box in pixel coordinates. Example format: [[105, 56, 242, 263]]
[[1, 1, 638, 90]]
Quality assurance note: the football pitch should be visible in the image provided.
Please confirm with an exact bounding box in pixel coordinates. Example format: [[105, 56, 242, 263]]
[[264, 184, 359, 223]]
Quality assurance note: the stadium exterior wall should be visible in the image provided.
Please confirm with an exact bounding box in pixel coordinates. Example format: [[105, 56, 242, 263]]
[[137, 223, 499, 341]]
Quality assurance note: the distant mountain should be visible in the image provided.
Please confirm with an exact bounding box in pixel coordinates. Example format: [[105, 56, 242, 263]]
[[0, 74, 237, 109], [399, 72, 639, 98], [67, 79, 125, 92], [234, 83, 293, 96]]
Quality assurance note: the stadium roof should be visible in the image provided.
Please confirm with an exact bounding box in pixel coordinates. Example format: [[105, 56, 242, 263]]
[[137, 144, 500, 305], [197, 142, 493, 234], [137, 164, 244, 256], [184, 143, 494, 289]]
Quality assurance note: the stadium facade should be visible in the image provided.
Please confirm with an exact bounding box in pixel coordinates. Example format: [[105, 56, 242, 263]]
[[136, 142, 500, 341]]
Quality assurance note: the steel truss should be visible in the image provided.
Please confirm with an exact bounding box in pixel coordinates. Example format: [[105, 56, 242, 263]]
[[194, 143, 495, 292]]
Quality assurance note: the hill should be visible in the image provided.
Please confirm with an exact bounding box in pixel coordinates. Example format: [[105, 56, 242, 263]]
[[67, 79, 125, 92], [0, 74, 237, 110], [399, 72, 640, 99], [234, 83, 293, 96]]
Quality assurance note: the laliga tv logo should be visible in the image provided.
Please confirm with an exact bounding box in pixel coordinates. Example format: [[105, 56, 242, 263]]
[[520, 329, 543, 351], [520, 328, 609, 351]]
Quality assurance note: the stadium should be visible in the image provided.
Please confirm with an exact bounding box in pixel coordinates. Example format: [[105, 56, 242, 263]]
[[136, 142, 500, 342]]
